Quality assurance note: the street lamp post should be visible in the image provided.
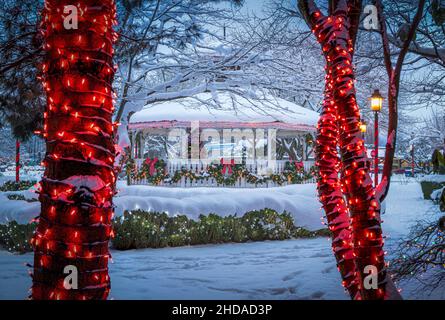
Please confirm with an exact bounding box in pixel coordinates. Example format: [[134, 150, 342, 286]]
[[409, 136, 415, 177], [370, 89, 383, 187], [359, 120, 367, 140]]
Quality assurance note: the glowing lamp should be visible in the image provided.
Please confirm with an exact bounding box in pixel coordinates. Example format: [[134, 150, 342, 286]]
[[359, 121, 367, 133], [370, 89, 384, 112]]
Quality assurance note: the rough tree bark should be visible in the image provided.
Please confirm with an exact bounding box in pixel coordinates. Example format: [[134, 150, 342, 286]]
[[32, 0, 118, 300]]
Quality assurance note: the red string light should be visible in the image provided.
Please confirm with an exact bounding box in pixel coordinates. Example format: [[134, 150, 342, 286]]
[[32, 0, 118, 300]]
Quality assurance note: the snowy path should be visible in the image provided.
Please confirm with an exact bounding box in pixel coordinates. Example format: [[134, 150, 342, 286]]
[[0, 180, 443, 300]]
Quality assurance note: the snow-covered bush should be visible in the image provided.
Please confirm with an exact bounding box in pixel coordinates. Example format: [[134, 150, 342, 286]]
[[391, 217, 445, 292], [420, 175, 445, 199], [0, 209, 330, 253], [6, 194, 38, 202], [431, 187, 445, 212], [0, 180, 36, 192], [112, 209, 329, 250]]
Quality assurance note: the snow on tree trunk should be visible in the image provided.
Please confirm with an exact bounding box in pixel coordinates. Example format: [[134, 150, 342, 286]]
[[306, 3, 387, 299], [32, 0, 118, 300]]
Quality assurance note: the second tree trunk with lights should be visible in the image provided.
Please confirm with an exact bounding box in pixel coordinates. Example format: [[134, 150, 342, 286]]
[[301, 1, 387, 299]]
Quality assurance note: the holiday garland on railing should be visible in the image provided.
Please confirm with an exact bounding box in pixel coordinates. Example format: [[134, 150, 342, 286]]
[[126, 158, 317, 186], [32, 0, 118, 300]]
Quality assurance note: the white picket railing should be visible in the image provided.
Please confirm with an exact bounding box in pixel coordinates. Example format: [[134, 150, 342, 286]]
[[129, 159, 316, 188]]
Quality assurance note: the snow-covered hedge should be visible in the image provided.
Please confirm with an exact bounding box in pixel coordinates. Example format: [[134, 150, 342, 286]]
[[0, 180, 36, 192], [420, 175, 445, 200], [112, 209, 329, 250], [431, 187, 445, 212], [0, 209, 330, 253]]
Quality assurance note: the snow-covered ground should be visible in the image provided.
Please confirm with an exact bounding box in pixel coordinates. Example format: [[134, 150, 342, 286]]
[[0, 178, 443, 300]]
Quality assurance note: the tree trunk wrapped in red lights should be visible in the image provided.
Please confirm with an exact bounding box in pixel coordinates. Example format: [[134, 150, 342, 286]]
[[317, 80, 360, 297], [32, 0, 118, 300], [300, 0, 387, 300]]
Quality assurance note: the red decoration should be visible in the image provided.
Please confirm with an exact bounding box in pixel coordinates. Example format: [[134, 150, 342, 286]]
[[293, 161, 304, 171], [144, 157, 159, 176], [220, 158, 235, 175], [306, 3, 387, 300], [32, 0, 118, 300]]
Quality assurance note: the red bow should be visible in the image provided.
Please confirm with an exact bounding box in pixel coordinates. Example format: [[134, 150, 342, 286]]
[[220, 158, 235, 175], [144, 157, 158, 176], [293, 161, 304, 171]]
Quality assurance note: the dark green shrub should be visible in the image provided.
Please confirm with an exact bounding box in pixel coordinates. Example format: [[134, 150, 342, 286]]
[[191, 214, 225, 245], [6, 194, 38, 202], [165, 215, 193, 247], [0, 209, 331, 252], [420, 181, 445, 200], [112, 209, 325, 250], [243, 209, 294, 241], [0, 180, 37, 192], [7, 194, 26, 201], [221, 215, 247, 243], [0, 221, 36, 253], [112, 211, 172, 249], [292, 227, 332, 238]]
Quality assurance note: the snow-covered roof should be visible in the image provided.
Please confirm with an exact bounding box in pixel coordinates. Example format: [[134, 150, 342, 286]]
[[129, 91, 319, 131]]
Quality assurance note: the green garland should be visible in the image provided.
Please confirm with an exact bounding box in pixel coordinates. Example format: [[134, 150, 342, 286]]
[[137, 159, 167, 185], [125, 158, 138, 181], [127, 158, 317, 186], [283, 161, 317, 184]]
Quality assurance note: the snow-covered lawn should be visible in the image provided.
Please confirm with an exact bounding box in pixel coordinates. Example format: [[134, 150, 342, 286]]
[[0, 179, 443, 300]]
